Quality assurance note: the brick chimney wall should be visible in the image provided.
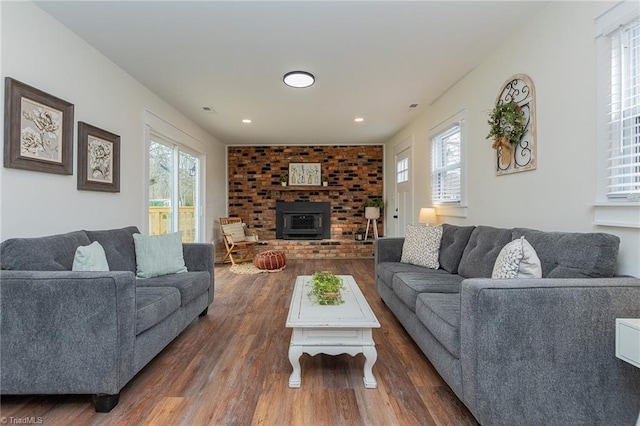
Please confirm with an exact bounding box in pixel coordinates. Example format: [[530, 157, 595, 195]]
[[227, 145, 384, 240]]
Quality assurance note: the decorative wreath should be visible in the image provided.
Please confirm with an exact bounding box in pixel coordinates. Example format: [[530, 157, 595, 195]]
[[486, 101, 526, 163]]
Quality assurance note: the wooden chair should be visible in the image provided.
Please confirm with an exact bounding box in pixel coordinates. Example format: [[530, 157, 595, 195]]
[[219, 217, 259, 265]]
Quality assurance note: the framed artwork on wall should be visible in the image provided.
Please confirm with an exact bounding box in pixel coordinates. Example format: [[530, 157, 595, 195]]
[[77, 122, 120, 192], [289, 163, 321, 186], [3, 77, 74, 175]]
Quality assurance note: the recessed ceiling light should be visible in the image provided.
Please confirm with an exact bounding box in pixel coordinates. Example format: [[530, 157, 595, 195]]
[[283, 71, 315, 88], [354, 117, 364, 122], [242, 119, 252, 124]]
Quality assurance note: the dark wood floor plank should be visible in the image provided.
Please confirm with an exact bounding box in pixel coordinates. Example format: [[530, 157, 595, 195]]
[[1, 259, 477, 425]]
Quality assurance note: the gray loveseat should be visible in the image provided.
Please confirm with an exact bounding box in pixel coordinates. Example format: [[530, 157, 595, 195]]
[[0, 226, 214, 412], [375, 224, 640, 426]]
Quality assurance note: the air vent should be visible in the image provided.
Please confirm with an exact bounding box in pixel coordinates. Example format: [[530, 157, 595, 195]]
[[202, 106, 217, 113], [409, 104, 419, 108]]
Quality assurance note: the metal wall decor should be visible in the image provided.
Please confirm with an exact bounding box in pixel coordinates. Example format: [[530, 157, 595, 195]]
[[494, 74, 536, 175]]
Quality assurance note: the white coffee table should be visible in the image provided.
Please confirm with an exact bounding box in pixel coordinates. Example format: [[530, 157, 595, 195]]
[[286, 275, 381, 388]]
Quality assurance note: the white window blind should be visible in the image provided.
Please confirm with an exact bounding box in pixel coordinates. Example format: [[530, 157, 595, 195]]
[[431, 124, 461, 203], [607, 19, 640, 199]]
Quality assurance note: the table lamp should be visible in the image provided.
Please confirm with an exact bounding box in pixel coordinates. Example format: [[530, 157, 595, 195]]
[[418, 207, 437, 226]]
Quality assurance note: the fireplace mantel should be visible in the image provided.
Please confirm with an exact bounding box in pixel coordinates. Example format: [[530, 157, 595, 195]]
[[274, 185, 347, 192]]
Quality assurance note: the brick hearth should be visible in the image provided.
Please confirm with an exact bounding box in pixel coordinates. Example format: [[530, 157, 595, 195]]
[[224, 145, 384, 259]]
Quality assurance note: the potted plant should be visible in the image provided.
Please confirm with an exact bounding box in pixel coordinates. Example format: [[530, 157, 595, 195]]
[[486, 101, 526, 164], [309, 271, 344, 305], [280, 174, 288, 186], [322, 176, 328, 187], [363, 199, 384, 220]]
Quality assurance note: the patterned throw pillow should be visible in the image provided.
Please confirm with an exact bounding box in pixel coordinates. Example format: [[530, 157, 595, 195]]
[[491, 237, 542, 279], [401, 224, 443, 269]]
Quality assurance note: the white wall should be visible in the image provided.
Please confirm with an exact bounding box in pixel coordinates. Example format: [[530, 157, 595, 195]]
[[1, 2, 227, 243], [385, 1, 640, 277]]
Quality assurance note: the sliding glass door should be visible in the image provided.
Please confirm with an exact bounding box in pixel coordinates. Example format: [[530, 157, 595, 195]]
[[148, 134, 200, 242]]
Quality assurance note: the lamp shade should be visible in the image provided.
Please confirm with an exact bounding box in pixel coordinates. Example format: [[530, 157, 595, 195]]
[[418, 207, 437, 225]]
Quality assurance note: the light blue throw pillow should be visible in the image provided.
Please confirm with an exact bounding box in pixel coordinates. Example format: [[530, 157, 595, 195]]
[[133, 232, 187, 278], [72, 241, 110, 271]]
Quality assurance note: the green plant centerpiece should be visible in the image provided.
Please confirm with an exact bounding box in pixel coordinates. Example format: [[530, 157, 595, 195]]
[[486, 101, 526, 164], [309, 271, 344, 305]]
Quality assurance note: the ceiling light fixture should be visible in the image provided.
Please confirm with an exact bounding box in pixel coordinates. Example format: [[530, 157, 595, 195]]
[[242, 119, 252, 124], [283, 71, 315, 88], [354, 117, 364, 122]]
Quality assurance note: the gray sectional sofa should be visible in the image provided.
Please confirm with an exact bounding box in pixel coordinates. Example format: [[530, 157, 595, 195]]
[[0, 226, 214, 412], [376, 224, 640, 426]]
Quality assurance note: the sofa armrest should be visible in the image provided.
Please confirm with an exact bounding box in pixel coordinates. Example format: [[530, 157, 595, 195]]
[[460, 277, 640, 426], [375, 237, 404, 264], [183, 243, 214, 304], [0, 271, 137, 396]]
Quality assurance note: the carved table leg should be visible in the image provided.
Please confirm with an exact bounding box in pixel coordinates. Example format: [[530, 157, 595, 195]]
[[288, 345, 303, 388], [362, 346, 378, 388]]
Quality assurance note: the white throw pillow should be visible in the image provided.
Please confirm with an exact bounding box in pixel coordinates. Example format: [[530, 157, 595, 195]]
[[72, 241, 110, 271], [492, 237, 542, 279], [221, 222, 246, 242], [401, 224, 443, 269], [133, 232, 188, 279]]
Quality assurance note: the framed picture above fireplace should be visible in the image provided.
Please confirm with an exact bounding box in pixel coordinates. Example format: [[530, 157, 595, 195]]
[[289, 163, 321, 186]]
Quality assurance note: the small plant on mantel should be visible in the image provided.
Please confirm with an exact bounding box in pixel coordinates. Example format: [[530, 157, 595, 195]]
[[280, 174, 288, 186], [309, 271, 344, 305]]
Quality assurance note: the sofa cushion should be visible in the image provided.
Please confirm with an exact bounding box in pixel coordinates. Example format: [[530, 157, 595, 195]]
[[133, 232, 188, 278], [401, 224, 443, 269], [0, 230, 91, 271], [439, 224, 476, 274], [458, 226, 513, 278], [136, 287, 181, 335], [415, 293, 461, 358], [85, 226, 139, 273], [511, 228, 620, 278], [72, 242, 110, 272], [392, 271, 464, 312], [136, 271, 210, 305], [491, 237, 542, 279], [377, 262, 438, 289]]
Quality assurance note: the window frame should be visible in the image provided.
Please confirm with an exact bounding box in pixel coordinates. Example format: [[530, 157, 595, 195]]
[[429, 109, 467, 217], [594, 2, 640, 228]]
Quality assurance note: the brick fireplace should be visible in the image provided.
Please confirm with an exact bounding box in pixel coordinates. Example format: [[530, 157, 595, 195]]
[[225, 145, 383, 259]]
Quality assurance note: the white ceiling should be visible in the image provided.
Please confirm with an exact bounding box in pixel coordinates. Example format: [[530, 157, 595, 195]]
[[36, 1, 547, 146]]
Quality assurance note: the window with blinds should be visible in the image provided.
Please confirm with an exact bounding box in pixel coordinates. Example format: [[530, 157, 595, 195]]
[[607, 19, 640, 199], [431, 124, 461, 203]]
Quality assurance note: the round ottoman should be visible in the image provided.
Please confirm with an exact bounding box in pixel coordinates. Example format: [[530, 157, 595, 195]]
[[254, 250, 287, 272]]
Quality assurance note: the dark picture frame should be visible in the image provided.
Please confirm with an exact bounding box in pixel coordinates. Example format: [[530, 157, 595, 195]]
[[4, 77, 74, 175], [77, 122, 120, 192]]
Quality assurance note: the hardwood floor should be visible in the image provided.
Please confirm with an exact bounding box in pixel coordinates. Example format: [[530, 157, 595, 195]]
[[0, 259, 477, 425]]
